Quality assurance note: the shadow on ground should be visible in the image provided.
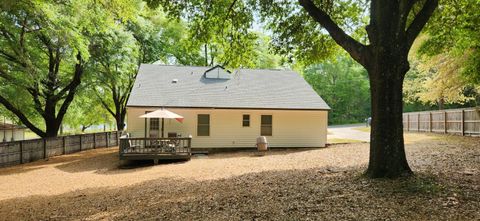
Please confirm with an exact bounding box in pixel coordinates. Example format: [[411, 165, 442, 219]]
[[0, 166, 478, 221], [53, 148, 327, 174]]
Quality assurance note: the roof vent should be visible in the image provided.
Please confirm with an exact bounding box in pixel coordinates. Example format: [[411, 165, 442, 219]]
[[172, 79, 178, 83]]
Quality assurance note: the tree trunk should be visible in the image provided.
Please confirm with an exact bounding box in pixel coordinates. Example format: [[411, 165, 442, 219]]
[[116, 118, 125, 131], [115, 112, 126, 131], [438, 98, 445, 110], [44, 102, 60, 138], [366, 57, 413, 178]]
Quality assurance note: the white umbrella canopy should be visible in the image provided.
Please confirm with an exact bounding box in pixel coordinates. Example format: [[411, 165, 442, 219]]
[[139, 108, 184, 138], [140, 108, 184, 120]]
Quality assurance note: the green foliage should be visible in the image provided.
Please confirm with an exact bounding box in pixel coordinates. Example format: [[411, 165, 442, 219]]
[[420, 0, 480, 84], [256, 0, 368, 66], [253, 34, 284, 69], [144, 0, 267, 68], [0, 0, 137, 137], [63, 88, 112, 132], [127, 7, 204, 66], [304, 55, 370, 124], [403, 53, 480, 109]]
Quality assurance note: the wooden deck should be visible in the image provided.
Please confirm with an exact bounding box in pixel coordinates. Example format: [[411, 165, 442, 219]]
[[119, 137, 192, 163]]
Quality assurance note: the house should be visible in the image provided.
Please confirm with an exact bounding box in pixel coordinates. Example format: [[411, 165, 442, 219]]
[[125, 64, 330, 150], [0, 122, 26, 142]]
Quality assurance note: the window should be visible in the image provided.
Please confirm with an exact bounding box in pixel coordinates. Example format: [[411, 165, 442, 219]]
[[197, 114, 210, 136], [242, 114, 250, 127], [261, 115, 272, 136], [150, 118, 159, 130]]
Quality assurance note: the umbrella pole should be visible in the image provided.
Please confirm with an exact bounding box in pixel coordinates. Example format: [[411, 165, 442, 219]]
[[161, 118, 165, 138]]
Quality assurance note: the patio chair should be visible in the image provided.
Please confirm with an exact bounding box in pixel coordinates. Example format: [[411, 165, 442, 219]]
[[125, 133, 141, 153]]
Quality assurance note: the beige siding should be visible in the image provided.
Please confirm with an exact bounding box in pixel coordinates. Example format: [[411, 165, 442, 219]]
[[126, 107, 327, 148]]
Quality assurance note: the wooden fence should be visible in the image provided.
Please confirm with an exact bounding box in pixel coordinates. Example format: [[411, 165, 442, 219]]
[[0, 131, 119, 168], [403, 107, 480, 136]]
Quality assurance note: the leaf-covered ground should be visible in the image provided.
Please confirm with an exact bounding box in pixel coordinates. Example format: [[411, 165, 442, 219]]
[[0, 133, 478, 220]]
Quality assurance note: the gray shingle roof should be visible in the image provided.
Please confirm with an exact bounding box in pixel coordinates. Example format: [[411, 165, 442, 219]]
[[127, 64, 330, 110]]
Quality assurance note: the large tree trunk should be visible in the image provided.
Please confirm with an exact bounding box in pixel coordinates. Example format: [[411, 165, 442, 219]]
[[44, 99, 61, 138], [365, 56, 413, 178], [298, 0, 438, 178], [115, 112, 126, 131]]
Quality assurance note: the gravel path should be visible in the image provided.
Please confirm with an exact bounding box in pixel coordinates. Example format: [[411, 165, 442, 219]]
[[328, 124, 370, 142], [0, 133, 478, 220]]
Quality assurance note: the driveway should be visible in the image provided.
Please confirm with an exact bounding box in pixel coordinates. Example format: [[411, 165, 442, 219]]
[[328, 123, 370, 142]]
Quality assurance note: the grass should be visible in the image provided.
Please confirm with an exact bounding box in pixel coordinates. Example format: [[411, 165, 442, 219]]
[[328, 138, 364, 143], [353, 127, 371, 133], [23, 130, 40, 140]]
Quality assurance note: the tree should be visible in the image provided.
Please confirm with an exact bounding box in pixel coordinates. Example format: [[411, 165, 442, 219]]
[[403, 0, 480, 109], [0, 0, 137, 137], [91, 6, 207, 131], [304, 55, 370, 124], [146, 0, 261, 69], [253, 34, 284, 69], [403, 53, 479, 110], [150, 0, 439, 178], [89, 27, 140, 131], [419, 0, 480, 85], [0, 1, 89, 138], [63, 87, 111, 133]]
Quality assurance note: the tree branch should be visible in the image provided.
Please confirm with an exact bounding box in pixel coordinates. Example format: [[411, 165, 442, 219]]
[[399, 0, 417, 30], [56, 53, 84, 124], [405, 0, 438, 47], [298, 0, 368, 66], [0, 94, 46, 137], [26, 84, 46, 118], [96, 93, 116, 117], [0, 67, 14, 81]]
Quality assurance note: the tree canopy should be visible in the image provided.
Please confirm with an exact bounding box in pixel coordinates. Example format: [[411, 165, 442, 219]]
[[0, 0, 135, 137]]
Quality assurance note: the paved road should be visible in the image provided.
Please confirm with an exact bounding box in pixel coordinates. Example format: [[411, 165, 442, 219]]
[[328, 124, 370, 142]]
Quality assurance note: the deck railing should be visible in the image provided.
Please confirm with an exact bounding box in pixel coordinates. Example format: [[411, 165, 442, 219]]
[[119, 137, 192, 159]]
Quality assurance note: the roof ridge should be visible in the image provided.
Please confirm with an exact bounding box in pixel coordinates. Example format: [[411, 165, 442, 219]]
[[140, 64, 293, 72]]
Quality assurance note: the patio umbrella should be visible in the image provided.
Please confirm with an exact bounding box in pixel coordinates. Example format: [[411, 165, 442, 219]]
[[139, 108, 184, 138]]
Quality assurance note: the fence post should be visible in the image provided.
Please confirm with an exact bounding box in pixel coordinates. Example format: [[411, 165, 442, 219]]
[[429, 112, 432, 132], [105, 132, 109, 148], [79, 135, 82, 151], [444, 111, 448, 134], [407, 114, 410, 131], [43, 138, 47, 159], [63, 136, 66, 154], [19, 141, 23, 164], [461, 110, 465, 136], [418, 113, 420, 131], [93, 133, 96, 149]]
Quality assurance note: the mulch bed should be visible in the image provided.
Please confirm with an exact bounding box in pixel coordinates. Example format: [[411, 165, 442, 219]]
[[0, 134, 478, 220]]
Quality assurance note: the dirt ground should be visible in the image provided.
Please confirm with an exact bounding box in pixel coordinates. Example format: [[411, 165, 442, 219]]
[[0, 133, 478, 220]]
